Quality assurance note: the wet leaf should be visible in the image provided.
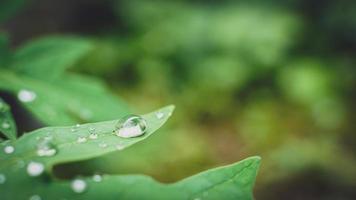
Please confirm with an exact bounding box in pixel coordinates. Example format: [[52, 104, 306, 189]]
[[0, 105, 260, 199]]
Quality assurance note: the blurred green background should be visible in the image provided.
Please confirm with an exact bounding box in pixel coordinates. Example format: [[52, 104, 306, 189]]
[[1, 0, 356, 199]]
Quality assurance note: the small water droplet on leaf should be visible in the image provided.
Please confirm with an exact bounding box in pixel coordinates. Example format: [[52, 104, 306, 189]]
[[0, 174, 6, 184], [71, 179, 87, 193], [27, 161, 44, 177], [155, 111, 164, 119], [1, 122, 10, 129], [18, 89, 37, 103], [77, 137, 87, 143], [4, 145, 15, 154], [92, 174, 102, 182], [29, 194, 41, 200], [36, 138, 57, 157]]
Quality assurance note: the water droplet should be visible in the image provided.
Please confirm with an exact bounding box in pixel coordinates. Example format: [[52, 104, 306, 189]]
[[115, 144, 124, 150], [71, 179, 87, 193], [27, 161, 44, 177], [0, 174, 6, 184], [92, 174, 102, 182], [71, 124, 81, 132], [98, 143, 107, 148], [114, 115, 147, 138], [1, 122, 10, 129], [18, 89, 36, 103], [77, 137, 87, 143], [29, 194, 41, 200], [4, 145, 15, 154], [36, 138, 57, 157], [89, 133, 98, 140], [155, 111, 164, 119]]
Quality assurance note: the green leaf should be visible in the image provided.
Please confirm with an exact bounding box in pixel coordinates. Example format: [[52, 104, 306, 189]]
[[0, 36, 128, 126], [11, 36, 92, 81], [0, 105, 174, 168], [0, 105, 260, 199], [174, 156, 260, 200], [0, 98, 17, 140], [0, 69, 129, 126]]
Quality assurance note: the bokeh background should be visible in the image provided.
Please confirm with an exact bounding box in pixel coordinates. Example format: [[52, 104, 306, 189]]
[[1, 0, 356, 199]]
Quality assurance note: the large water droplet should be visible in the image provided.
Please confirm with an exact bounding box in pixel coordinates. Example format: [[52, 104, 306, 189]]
[[92, 174, 102, 182], [4, 145, 15, 154], [27, 161, 44, 177], [71, 179, 87, 193], [36, 137, 57, 157], [29, 194, 41, 200], [0, 173, 6, 184], [114, 115, 147, 138], [1, 122, 10, 129], [18, 89, 36, 103]]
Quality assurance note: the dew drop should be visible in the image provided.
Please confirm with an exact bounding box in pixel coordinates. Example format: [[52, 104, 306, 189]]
[[18, 89, 37, 103], [89, 133, 98, 140], [155, 111, 164, 119], [1, 122, 10, 129], [71, 179, 87, 193], [77, 137, 87, 143], [92, 174, 102, 182], [29, 194, 42, 200], [71, 124, 81, 132], [36, 138, 57, 157], [4, 145, 15, 154], [114, 115, 147, 138], [27, 161, 44, 177], [0, 174, 6, 184]]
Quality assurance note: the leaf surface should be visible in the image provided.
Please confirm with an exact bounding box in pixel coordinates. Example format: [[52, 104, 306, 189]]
[[0, 36, 129, 126], [0, 98, 17, 140], [0, 105, 260, 200]]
